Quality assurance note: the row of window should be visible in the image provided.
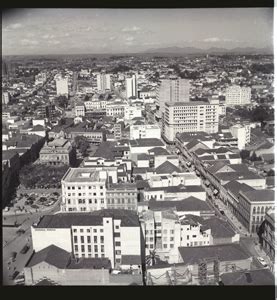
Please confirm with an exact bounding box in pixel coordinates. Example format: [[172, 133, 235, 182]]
[[66, 199, 105, 204], [74, 244, 105, 253], [67, 192, 104, 196], [73, 235, 104, 243], [106, 199, 136, 204], [73, 228, 104, 233], [67, 186, 104, 190]]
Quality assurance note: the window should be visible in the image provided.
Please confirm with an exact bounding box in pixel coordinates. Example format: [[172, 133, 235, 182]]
[[115, 225, 119, 230], [81, 245, 85, 252], [115, 241, 121, 247], [74, 236, 78, 243], [88, 245, 91, 252], [100, 186, 103, 189], [100, 236, 104, 243], [192, 235, 196, 238], [94, 245, 98, 252], [87, 229, 90, 233], [187, 235, 189, 240], [116, 258, 121, 263], [170, 237, 174, 241], [74, 245, 78, 251], [170, 230, 174, 234], [80, 236, 84, 243], [87, 236, 91, 243], [101, 245, 104, 252], [100, 229, 103, 233], [163, 244, 167, 248], [94, 236, 97, 243], [93, 229, 97, 233], [73, 229, 77, 233]]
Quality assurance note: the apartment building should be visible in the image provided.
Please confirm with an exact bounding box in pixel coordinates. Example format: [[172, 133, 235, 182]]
[[39, 138, 76, 166], [2, 91, 10, 105], [163, 99, 219, 143], [31, 209, 142, 269], [225, 85, 251, 106], [124, 105, 142, 121], [106, 101, 127, 117], [97, 73, 112, 91], [126, 75, 138, 98], [75, 104, 85, 117], [156, 78, 190, 118], [230, 124, 251, 150], [106, 183, 138, 211], [56, 77, 69, 97], [84, 100, 107, 111]]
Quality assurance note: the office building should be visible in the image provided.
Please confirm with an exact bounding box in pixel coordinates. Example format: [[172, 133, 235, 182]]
[[225, 85, 251, 106], [126, 75, 138, 98], [163, 99, 219, 143], [31, 209, 142, 269], [97, 73, 112, 91], [56, 77, 69, 97], [156, 78, 190, 118]]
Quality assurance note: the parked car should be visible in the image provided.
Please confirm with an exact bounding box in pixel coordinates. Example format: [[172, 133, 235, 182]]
[[257, 257, 268, 267], [10, 252, 17, 262], [16, 229, 26, 235], [20, 244, 30, 254]]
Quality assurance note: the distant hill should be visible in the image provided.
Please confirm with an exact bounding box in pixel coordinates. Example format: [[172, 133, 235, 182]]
[[142, 46, 273, 55]]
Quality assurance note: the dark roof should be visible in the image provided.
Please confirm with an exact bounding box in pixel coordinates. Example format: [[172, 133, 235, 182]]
[[155, 161, 181, 174], [177, 132, 212, 143], [26, 245, 71, 268], [215, 171, 263, 182], [240, 190, 275, 203], [220, 269, 275, 286], [136, 180, 150, 189], [93, 141, 117, 159], [202, 217, 237, 238], [121, 255, 142, 265], [36, 209, 140, 228], [133, 167, 154, 174], [224, 180, 254, 198], [34, 279, 60, 286], [67, 257, 111, 269], [129, 138, 164, 148], [148, 147, 169, 156], [149, 197, 212, 212], [178, 244, 251, 265], [165, 184, 205, 193], [137, 153, 151, 160], [2, 149, 20, 161]]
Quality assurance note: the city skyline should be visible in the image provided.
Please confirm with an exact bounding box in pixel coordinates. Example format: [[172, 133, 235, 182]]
[[2, 8, 274, 55]]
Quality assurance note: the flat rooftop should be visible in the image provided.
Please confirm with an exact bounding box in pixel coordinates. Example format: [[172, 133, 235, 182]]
[[62, 168, 106, 183]]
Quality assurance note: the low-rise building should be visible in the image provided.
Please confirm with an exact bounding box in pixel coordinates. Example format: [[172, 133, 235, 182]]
[[130, 124, 161, 140], [39, 138, 76, 166]]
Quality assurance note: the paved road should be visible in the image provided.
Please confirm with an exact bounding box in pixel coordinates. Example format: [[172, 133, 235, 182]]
[[2, 202, 60, 286]]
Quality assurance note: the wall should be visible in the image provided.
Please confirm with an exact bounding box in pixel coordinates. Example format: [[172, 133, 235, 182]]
[[120, 227, 141, 256], [31, 227, 72, 252]]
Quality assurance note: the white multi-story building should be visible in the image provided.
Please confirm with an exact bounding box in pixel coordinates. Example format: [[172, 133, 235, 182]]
[[35, 72, 47, 86], [130, 124, 161, 140], [84, 100, 107, 111], [106, 101, 127, 117], [225, 85, 251, 106], [31, 209, 141, 269], [156, 78, 190, 118], [230, 124, 251, 150], [97, 73, 112, 91], [126, 75, 138, 98], [2, 92, 10, 105], [141, 210, 211, 261], [61, 168, 113, 212], [163, 99, 219, 143], [56, 77, 69, 97], [124, 105, 142, 121], [75, 104, 85, 117]]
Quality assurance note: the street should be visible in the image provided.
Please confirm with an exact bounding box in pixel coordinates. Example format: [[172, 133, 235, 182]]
[[2, 201, 60, 285]]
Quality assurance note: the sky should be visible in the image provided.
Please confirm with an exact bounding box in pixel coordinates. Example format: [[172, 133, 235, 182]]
[[2, 8, 274, 55]]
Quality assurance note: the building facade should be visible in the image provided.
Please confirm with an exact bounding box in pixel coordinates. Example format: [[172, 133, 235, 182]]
[[97, 73, 112, 91], [225, 85, 251, 106], [126, 75, 138, 98]]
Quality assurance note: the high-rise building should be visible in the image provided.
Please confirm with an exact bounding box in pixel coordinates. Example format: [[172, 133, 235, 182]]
[[225, 85, 251, 106], [126, 75, 138, 98], [56, 77, 69, 97], [2, 92, 10, 105], [156, 78, 190, 118], [97, 73, 112, 91], [163, 99, 219, 142]]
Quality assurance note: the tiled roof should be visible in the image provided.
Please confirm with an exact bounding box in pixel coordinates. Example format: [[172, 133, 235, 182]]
[[240, 190, 275, 203], [26, 245, 70, 268], [155, 161, 181, 174], [178, 243, 251, 265], [129, 138, 164, 148], [36, 209, 140, 228], [220, 269, 275, 286], [148, 147, 169, 156]]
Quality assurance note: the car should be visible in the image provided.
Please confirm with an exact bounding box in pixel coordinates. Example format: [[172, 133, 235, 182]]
[[20, 244, 30, 254], [257, 257, 268, 267], [9, 271, 19, 280], [16, 229, 26, 235]]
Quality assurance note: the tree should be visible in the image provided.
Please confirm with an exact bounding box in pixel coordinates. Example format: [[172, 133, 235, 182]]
[[267, 169, 275, 177], [146, 249, 160, 267], [74, 136, 89, 157], [250, 152, 261, 162], [240, 150, 250, 160]]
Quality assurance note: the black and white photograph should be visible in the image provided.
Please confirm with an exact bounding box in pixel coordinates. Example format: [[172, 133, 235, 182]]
[[2, 6, 275, 287]]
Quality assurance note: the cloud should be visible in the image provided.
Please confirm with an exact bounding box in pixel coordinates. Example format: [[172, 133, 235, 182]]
[[109, 36, 117, 41], [42, 34, 55, 39], [122, 26, 141, 32], [10, 23, 23, 29], [48, 40, 61, 45], [203, 37, 236, 43], [20, 39, 39, 46], [125, 36, 134, 41]]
